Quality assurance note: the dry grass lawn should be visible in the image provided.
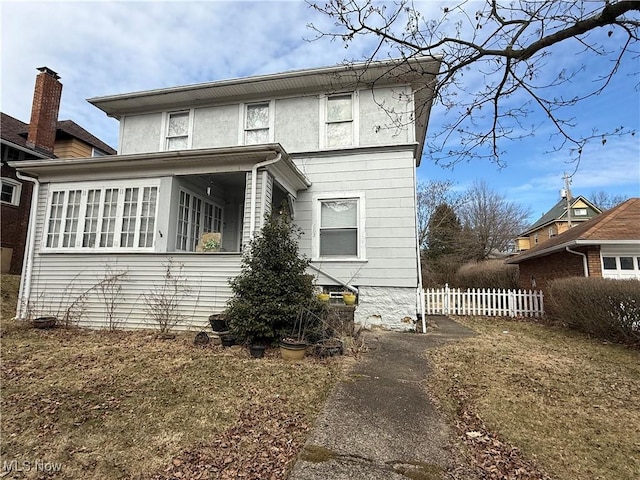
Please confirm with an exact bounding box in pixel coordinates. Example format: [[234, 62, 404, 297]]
[[0, 275, 346, 479], [428, 316, 640, 480]]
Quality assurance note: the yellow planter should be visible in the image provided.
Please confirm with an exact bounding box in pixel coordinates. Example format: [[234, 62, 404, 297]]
[[342, 293, 356, 305], [317, 293, 330, 302]]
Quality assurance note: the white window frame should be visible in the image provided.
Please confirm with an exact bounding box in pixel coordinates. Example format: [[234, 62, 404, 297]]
[[1, 178, 22, 206], [242, 101, 274, 145], [164, 110, 193, 151], [320, 92, 358, 149], [601, 252, 640, 279], [42, 180, 159, 252], [175, 187, 224, 252], [312, 191, 366, 262], [573, 208, 588, 216]]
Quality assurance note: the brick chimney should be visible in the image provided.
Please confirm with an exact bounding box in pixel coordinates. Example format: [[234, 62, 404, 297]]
[[26, 67, 62, 154]]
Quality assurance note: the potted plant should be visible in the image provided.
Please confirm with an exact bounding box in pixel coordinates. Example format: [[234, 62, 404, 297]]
[[197, 232, 222, 253], [317, 292, 330, 303], [342, 291, 357, 305]]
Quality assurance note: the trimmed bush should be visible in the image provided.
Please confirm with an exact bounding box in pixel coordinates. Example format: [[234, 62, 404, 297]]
[[547, 277, 640, 346], [225, 212, 319, 345], [454, 259, 519, 290]]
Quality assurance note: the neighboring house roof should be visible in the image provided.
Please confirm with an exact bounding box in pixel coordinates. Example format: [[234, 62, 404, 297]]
[[520, 195, 601, 236], [507, 198, 640, 264], [0, 113, 54, 158], [1, 113, 116, 157], [55, 120, 116, 155]]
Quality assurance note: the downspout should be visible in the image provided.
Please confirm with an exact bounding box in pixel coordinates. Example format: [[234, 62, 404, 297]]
[[412, 161, 427, 333], [14, 172, 40, 320], [566, 246, 589, 277], [249, 153, 281, 239], [308, 263, 358, 294]]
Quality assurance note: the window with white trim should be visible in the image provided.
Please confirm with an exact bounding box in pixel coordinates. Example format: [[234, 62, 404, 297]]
[[573, 208, 587, 216], [176, 189, 223, 252], [315, 193, 365, 260], [44, 182, 158, 250], [166, 111, 190, 151], [326, 94, 353, 147], [244, 103, 270, 144], [1, 178, 22, 206]]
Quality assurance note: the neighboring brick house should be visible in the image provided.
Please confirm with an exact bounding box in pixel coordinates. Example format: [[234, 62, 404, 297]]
[[1, 67, 115, 274], [507, 198, 640, 292], [516, 195, 601, 251]]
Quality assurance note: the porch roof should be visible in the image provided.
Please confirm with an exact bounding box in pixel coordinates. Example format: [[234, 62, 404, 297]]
[[9, 143, 311, 191]]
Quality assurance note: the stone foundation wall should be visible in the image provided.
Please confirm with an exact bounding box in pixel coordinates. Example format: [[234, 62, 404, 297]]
[[354, 286, 417, 331]]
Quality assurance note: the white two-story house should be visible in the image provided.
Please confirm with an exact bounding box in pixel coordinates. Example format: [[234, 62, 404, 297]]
[[12, 57, 441, 331]]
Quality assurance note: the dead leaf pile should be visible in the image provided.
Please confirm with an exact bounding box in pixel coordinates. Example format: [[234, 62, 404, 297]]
[[151, 395, 309, 480]]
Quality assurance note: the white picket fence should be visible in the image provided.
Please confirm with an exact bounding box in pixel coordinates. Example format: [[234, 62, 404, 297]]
[[425, 284, 544, 317]]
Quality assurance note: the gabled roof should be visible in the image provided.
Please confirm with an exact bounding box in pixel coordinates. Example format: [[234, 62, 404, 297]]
[[507, 198, 640, 264], [56, 120, 116, 155], [520, 195, 601, 236], [1, 113, 116, 157]]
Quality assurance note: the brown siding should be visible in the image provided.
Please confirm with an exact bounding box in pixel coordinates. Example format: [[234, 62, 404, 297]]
[[0, 163, 33, 274], [53, 138, 92, 158]]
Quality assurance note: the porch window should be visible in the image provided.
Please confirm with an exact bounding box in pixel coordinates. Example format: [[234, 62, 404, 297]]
[[176, 189, 223, 252], [166, 111, 190, 151], [326, 94, 353, 148], [245, 103, 269, 144], [1, 178, 22, 206], [44, 182, 159, 250], [316, 193, 365, 259]]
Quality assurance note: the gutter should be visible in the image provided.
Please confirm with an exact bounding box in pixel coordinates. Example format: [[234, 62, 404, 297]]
[[249, 153, 282, 239], [14, 172, 40, 320], [565, 246, 589, 277], [308, 263, 358, 294]]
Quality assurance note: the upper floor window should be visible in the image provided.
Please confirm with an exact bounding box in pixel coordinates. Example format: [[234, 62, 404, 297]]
[[245, 103, 270, 144], [548, 226, 556, 238], [1, 178, 21, 206], [44, 181, 158, 250], [573, 208, 587, 216], [5, 147, 22, 162], [92, 148, 107, 157], [166, 111, 190, 151], [326, 94, 353, 148]]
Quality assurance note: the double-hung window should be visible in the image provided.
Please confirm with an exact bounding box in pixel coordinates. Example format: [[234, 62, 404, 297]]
[[44, 182, 158, 250], [245, 103, 270, 144], [326, 94, 353, 148], [316, 193, 365, 260], [176, 189, 223, 252], [1, 178, 22, 206], [166, 111, 190, 151]]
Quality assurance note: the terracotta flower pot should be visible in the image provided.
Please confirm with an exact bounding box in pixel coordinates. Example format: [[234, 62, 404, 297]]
[[279, 340, 307, 361]]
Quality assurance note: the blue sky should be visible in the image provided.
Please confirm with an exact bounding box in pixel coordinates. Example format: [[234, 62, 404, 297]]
[[2, 0, 638, 224]]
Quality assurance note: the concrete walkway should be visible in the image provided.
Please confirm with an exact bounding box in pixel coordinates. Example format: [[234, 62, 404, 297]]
[[288, 316, 476, 480]]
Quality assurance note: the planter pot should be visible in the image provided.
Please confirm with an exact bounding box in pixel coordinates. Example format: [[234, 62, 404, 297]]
[[342, 293, 357, 306], [317, 293, 330, 303], [194, 331, 210, 346], [316, 339, 344, 358], [208, 314, 229, 334], [221, 335, 236, 348], [279, 341, 307, 361], [32, 316, 56, 329], [249, 344, 266, 358]]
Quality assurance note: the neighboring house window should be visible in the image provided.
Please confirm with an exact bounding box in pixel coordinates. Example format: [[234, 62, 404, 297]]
[[166, 111, 190, 151], [326, 94, 353, 148], [92, 148, 107, 157], [620, 257, 634, 270], [176, 189, 223, 252], [315, 193, 365, 260], [534, 234, 539, 245], [548, 226, 556, 238], [573, 208, 587, 216], [1, 178, 22, 206], [44, 182, 158, 250], [245, 103, 270, 144], [602, 255, 640, 279], [602, 257, 617, 270], [5, 148, 22, 162]]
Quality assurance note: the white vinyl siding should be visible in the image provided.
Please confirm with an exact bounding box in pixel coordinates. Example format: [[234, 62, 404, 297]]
[[43, 181, 159, 251], [176, 189, 223, 252]]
